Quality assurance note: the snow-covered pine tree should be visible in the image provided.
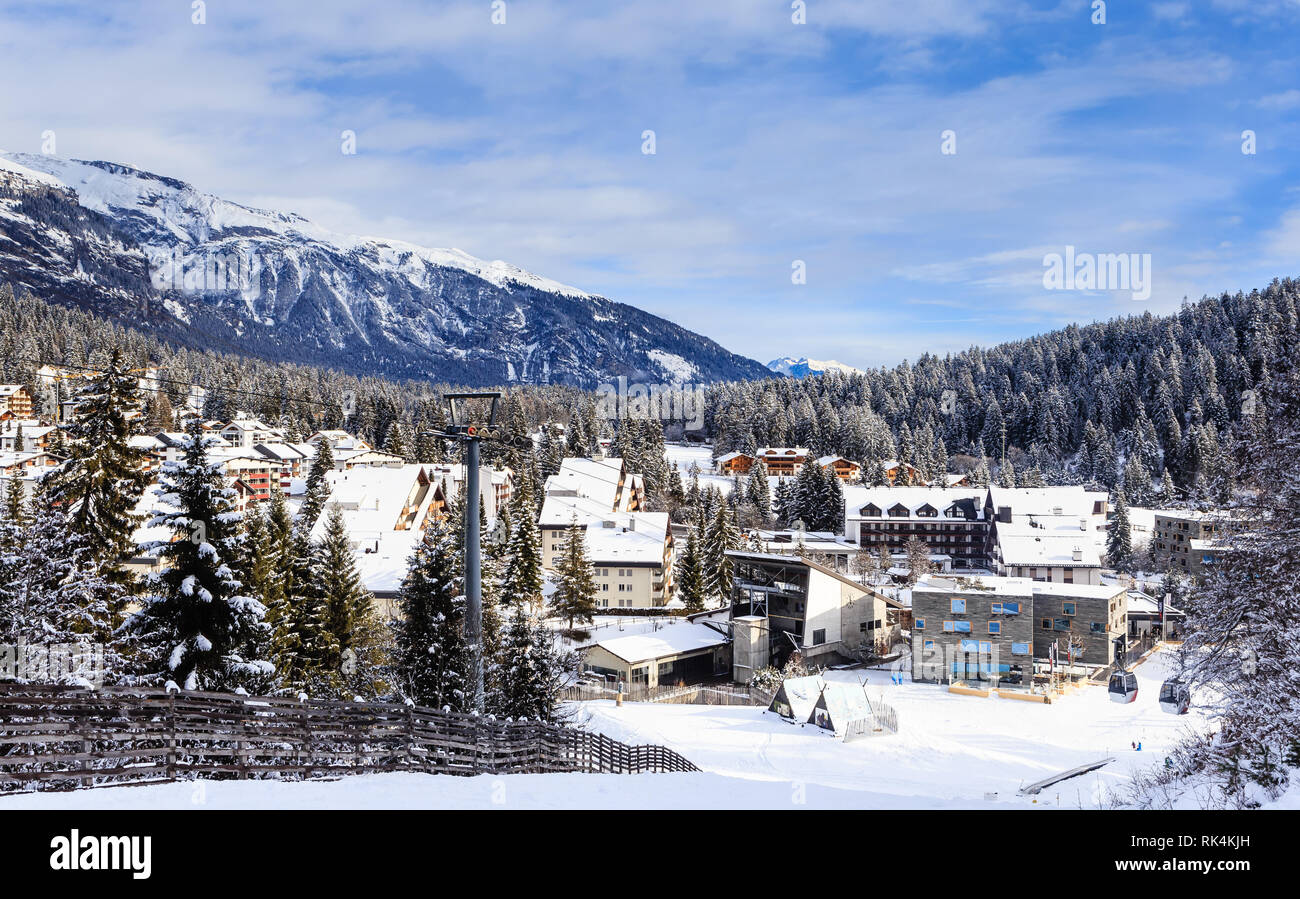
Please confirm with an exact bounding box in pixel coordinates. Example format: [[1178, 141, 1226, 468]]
[[1107, 486, 1132, 567], [703, 500, 740, 602], [278, 523, 337, 693], [551, 517, 597, 632], [318, 505, 388, 698], [392, 518, 473, 711], [40, 347, 149, 581], [298, 437, 334, 527], [498, 475, 543, 609], [0, 500, 129, 685], [124, 428, 271, 692], [1175, 354, 1300, 804], [492, 606, 569, 721], [674, 526, 706, 612]]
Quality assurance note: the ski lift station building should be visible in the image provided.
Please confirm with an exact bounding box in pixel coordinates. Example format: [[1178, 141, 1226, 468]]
[[726, 551, 906, 682]]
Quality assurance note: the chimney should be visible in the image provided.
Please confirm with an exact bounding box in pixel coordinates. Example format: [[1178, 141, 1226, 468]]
[[1072, 546, 1083, 562]]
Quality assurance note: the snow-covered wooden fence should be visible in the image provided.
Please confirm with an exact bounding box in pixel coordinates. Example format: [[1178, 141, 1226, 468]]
[[0, 683, 697, 792]]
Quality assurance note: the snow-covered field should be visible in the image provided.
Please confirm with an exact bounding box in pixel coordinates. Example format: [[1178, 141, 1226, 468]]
[[3, 647, 1241, 810], [572, 647, 1209, 809]]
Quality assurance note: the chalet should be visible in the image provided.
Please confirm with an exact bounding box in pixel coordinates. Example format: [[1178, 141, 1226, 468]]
[[714, 451, 755, 476], [843, 487, 989, 571], [582, 621, 731, 691], [755, 447, 809, 477], [0, 385, 35, 418], [219, 415, 283, 448], [0, 420, 54, 452], [881, 459, 923, 486], [816, 455, 861, 481], [217, 455, 290, 502], [727, 551, 905, 680], [0, 450, 64, 478], [253, 442, 317, 479], [984, 486, 1109, 585], [308, 464, 445, 615]]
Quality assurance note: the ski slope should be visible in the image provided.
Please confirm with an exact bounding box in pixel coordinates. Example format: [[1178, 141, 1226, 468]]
[[574, 647, 1212, 808]]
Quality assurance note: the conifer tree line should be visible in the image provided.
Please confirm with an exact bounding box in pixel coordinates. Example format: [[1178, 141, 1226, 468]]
[[1144, 322, 1300, 807], [700, 281, 1299, 501]]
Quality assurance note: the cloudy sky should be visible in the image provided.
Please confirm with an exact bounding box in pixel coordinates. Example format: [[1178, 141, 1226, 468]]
[[2, 1, 1299, 369]]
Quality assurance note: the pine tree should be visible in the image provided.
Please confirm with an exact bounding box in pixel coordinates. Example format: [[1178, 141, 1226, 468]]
[[41, 347, 148, 580], [124, 428, 271, 692], [551, 518, 597, 631], [1176, 356, 1300, 802], [499, 476, 543, 609], [674, 527, 707, 612], [299, 437, 334, 527], [0, 501, 129, 685], [746, 459, 771, 520], [393, 520, 473, 711], [318, 505, 387, 698], [703, 501, 740, 602], [492, 606, 568, 721], [1107, 487, 1132, 567]]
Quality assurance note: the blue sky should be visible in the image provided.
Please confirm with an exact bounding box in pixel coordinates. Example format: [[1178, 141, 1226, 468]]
[[2, 0, 1300, 369]]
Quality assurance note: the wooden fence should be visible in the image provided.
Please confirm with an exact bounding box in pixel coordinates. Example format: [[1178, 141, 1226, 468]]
[[0, 683, 697, 792], [561, 680, 761, 706]]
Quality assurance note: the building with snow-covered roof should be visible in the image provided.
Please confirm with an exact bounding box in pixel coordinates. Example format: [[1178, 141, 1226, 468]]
[[1151, 509, 1229, 576], [545, 456, 643, 513], [755, 447, 809, 476], [983, 486, 1109, 585], [218, 415, 283, 448], [308, 463, 445, 613], [582, 621, 731, 691], [910, 574, 1128, 684], [540, 492, 673, 609], [0, 385, 35, 418], [844, 486, 989, 571], [714, 450, 754, 476], [815, 455, 860, 481]]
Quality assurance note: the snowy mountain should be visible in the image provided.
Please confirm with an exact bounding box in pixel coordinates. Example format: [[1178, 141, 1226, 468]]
[[0, 152, 771, 387], [766, 356, 866, 378]]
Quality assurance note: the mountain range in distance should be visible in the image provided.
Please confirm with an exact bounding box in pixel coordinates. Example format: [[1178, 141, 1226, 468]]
[[0, 151, 773, 388]]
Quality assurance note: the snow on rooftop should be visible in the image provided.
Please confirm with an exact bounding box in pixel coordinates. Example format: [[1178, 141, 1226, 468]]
[[593, 622, 728, 664]]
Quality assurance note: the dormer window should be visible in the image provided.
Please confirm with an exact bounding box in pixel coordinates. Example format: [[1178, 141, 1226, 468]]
[[888, 503, 910, 518]]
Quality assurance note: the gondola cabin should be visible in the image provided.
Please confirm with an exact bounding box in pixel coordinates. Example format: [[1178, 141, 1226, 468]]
[[1158, 679, 1190, 715], [1108, 670, 1139, 703]]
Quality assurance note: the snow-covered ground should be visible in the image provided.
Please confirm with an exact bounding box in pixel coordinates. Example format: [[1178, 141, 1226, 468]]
[[573, 647, 1213, 809]]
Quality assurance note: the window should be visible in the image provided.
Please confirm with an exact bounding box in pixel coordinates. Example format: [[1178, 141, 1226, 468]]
[[1090, 621, 1105, 634], [991, 602, 1002, 615], [630, 666, 648, 685], [1041, 618, 1051, 629], [944, 620, 970, 633], [600, 583, 609, 591], [988, 621, 1001, 635], [950, 598, 966, 614], [1011, 642, 1030, 655], [915, 618, 925, 630], [1063, 602, 1076, 616], [812, 628, 826, 646], [1053, 618, 1070, 631], [1002, 601, 1019, 615]]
